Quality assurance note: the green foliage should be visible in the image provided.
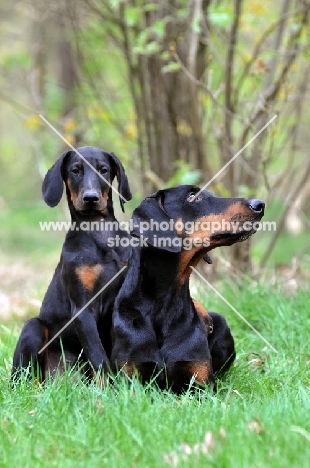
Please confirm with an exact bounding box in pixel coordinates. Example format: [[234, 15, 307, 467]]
[[0, 0, 309, 275], [166, 161, 201, 186], [135, 41, 161, 56], [143, 3, 160, 13], [124, 6, 141, 27], [152, 20, 166, 39], [209, 5, 234, 28], [161, 62, 181, 74], [133, 25, 166, 56], [0, 50, 31, 70], [44, 82, 64, 119], [191, 15, 202, 34], [176, 6, 189, 19]]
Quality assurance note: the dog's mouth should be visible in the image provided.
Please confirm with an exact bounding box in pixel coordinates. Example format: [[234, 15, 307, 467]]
[[199, 228, 256, 265], [209, 214, 263, 245], [74, 199, 108, 215], [78, 208, 107, 216], [211, 227, 256, 244]]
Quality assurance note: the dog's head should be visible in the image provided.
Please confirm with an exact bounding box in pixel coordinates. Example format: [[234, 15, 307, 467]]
[[42, 147, 132, 214], [131, 185, 265, 282]]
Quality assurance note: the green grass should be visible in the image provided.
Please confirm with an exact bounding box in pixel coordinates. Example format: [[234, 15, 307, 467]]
[[1, 284, 309, 467]]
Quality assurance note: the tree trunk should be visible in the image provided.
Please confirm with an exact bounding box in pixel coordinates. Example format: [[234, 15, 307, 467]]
[[56, 0, 79, 144], [121, 0, 212, 187]]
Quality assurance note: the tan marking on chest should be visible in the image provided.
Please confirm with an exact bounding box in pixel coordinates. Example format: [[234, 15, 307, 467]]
[[76, 264, 104, 291], [193, 299, 213, 334]]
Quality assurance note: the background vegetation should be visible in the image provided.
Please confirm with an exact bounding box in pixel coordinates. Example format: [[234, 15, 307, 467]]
[[1, 0, 310, 270], [0, 1, 309, 466]]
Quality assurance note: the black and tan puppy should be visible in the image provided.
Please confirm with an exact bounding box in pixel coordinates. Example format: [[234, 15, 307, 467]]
[[111, 185, 265, 393], [12, 146, 131, 382]]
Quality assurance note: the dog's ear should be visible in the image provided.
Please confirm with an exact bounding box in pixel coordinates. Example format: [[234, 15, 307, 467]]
[[108, 152, 132, 212], [42, 151, 72, 207], [131, 190, 182, 253]]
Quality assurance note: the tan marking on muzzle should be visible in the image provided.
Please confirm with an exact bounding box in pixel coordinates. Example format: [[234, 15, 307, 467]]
[[177, 202, 251, 286], [67, 179, 78, 203], [175, 217, 183, 236]]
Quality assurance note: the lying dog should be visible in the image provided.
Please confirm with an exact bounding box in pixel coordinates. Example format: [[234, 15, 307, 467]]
[[111, 185, 265, 392], [12, 146, 131, 382]]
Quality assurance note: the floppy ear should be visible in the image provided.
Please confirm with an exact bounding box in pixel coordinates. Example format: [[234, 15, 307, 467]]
[[131, 191, 182, 253], [108, 152, 132, 212], [42, 151, 72, 207]]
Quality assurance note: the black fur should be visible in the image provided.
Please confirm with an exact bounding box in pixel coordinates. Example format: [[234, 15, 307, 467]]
[[111, 185, 265, 393], [12, 146, 132, 382]]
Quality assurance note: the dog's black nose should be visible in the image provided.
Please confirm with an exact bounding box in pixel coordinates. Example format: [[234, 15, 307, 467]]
[[83, 191, 99, 203], [248, 199, 265, 214]]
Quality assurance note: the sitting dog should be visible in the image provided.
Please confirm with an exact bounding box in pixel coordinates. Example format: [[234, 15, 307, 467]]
[[12, 146, 132, 382], [111, 185, 265, 392]]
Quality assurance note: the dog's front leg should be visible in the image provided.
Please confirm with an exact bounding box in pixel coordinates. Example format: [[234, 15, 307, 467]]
[[72, 305, 110, 377]]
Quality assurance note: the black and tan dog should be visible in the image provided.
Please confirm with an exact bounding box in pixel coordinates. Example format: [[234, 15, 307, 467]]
[[111, 185, 265, 393], [12, 146, 131, 382]]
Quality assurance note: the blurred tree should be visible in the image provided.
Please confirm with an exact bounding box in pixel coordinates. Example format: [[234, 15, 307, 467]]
[[85, 0, 212, 182], [55, 0, 80, 145], [83, 0, 310, 270], [1, 0, 310, 272]]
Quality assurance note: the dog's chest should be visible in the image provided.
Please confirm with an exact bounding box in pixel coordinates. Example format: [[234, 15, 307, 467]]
[[151, 301, 209, 362]]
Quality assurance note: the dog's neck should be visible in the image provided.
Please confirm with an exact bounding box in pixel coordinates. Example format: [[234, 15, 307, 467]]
[[141, 246, 181, 286], [126, 245, 203, 336], [138, 245, 207, 290], [176, 247, 209, 286], [135, 246, 193, 315]]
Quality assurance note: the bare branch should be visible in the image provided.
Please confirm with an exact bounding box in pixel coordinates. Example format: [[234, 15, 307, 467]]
[[171, 50, 246, 123], [144, 170, 165, 190], [225, 0, 242, 119], [235, 4, 304, 96], [261, 161, 310, 269], [187, 0, 202, 77], [83, 0, 125, 28], [0, 91, 37, 114], [264, 0, 291, 88], [239, 3, 310, 147]]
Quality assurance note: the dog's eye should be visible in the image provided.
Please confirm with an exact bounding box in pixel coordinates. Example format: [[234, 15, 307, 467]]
[[188, 192, 202, 202], [71, 167, 80, 175], [99, 167, 108, 175]]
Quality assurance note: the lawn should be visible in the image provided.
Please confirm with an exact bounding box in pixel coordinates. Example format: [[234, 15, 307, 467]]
[[1, 282, 309, 468]]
